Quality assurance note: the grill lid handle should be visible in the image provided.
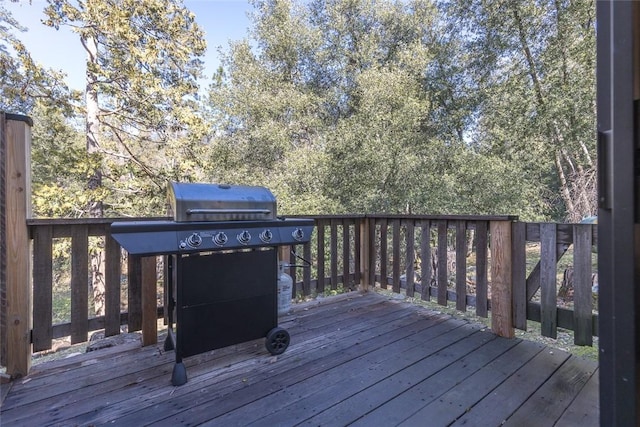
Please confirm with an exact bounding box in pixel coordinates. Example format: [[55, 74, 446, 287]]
[[185, 208, 272, 215]]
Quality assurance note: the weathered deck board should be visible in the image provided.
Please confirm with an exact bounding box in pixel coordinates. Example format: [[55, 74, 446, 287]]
[[1, 291, 598, 426]]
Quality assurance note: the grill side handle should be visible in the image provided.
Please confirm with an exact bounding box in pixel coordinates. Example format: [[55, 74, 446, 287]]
[[185, 208, 272, 215]]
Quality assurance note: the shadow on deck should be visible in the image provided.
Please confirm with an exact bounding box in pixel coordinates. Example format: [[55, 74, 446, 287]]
[[1, 292, 598, 426]]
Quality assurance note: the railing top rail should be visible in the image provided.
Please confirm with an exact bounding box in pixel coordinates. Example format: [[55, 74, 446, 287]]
[[285, 214, 519, 221], [285, 214, 367, 219], [27, 216, 171, 226], [364, 214, 519, 221]]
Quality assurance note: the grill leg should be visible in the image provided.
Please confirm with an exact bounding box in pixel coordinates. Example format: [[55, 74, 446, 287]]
[[164, 331, 174, 351], [171, 361, 187, 386]]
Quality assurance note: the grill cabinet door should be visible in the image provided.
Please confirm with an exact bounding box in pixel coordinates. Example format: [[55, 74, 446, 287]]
[[175, 249, 278, 358]]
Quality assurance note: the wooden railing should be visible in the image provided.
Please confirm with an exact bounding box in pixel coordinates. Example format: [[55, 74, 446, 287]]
[[28, 217, 168, 353], [4, 214, 597, 379]]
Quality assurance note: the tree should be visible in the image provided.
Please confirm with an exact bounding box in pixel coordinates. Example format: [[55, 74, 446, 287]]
[[43, 0, 208, 217], [206, 0, 548, 218], [443, 0, 597, 221], [43, 0, 208, 315], [1, 1, 77, 115]]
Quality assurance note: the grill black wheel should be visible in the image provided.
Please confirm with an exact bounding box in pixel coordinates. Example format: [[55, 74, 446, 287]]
[[265, 327, 290, 355]]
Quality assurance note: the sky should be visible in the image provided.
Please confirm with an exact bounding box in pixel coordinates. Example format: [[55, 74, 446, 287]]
[[5, 0, 254, 90]]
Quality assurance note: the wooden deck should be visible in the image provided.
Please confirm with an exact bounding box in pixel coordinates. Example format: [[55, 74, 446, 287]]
[[1, 292, 598, 426]]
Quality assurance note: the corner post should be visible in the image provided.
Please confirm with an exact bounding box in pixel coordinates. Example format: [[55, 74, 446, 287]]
[[490, 220, 514, 338], [3, 113, 33, 378]]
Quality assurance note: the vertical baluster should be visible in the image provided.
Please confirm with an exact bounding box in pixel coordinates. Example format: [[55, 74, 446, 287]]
[[475, 221, 488, 318], [420, 220, 431, 301], [437, 220, 448, 305], [406, 220, 415, 298], [330, 219, 338, 291], [343, 219, 350, 289], [32, 225, 53, 351], [392, 220, 401, 293], [573, 223, 593, 345], [316, 220, 325, 294], [104, 231, 122, 337], [379, 218, 388, 289], [70, 225, 89, 344], [455, 221, 467, 311]]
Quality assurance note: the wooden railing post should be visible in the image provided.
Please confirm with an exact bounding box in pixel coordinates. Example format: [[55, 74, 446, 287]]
[[359, 217, 371, 292], [490, 220, 514, 338], [3, 113, 33, 378], [141, 256, 157, 346]]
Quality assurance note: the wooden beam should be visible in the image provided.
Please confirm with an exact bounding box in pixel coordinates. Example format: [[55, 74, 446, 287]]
[[141, 256, 157, 346], [4, 113, 33, 378], [490, 220, 514, 338]]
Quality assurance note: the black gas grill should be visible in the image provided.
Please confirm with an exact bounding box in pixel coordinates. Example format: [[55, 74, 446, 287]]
[[111, 182, 314, 386]]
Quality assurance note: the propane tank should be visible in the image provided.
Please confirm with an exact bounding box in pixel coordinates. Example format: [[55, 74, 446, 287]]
[[277, 261, 293, 316]]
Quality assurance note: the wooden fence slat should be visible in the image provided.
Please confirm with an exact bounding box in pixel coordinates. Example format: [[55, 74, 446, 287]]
[[303, 241, 312, 296], [437, 220, 448, 305], [540, 223, 558, 339], [70, 225, 89, 344], [141, 256, 157, 346], [330, 220, 338, 290], [512, 221, 527, 330], [420, 220, 431, 301], [127, 255, 142, 332], [455, 221, 467, 311], [379, 219, 388, 289], [316, 221, 325, 294], [367, 218, 376, 288], [289, 245, 298, 294], [526, 244, 570, 301], [392, 219, 401, 293], [343, 219, 350, 289], [354, 219, 362, 287], [32, 225, 53, 352], [104, 233, 121, 337], [475, 221, 488, 317], [405, 221, 415, 298], [573, 224, 593, 345]]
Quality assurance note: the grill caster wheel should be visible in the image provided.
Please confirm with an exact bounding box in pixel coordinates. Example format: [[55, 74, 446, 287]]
[[266, 327, 290, 355]]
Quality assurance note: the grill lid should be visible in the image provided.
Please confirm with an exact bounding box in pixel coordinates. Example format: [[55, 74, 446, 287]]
[[169, 182, 277, 222]]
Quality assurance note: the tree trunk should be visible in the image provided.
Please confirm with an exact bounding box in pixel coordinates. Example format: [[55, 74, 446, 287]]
[[84, 34, 106, 316]]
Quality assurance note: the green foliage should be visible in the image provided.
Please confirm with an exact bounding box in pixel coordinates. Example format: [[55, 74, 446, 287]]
[[0, 1, 79, 115], [442, 0, 597, 221], [205, 0, 556, 219], [8, 0, 596, 222], [43, 0, 209, 217]]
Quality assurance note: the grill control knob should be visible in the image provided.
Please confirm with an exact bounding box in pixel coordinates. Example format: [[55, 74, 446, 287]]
[[292, 228, 305, 242], [213, 232, 228, 246], [237, 230, 251, 245], [259, 229, 273, 243], [187, 233, 202, 247]]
